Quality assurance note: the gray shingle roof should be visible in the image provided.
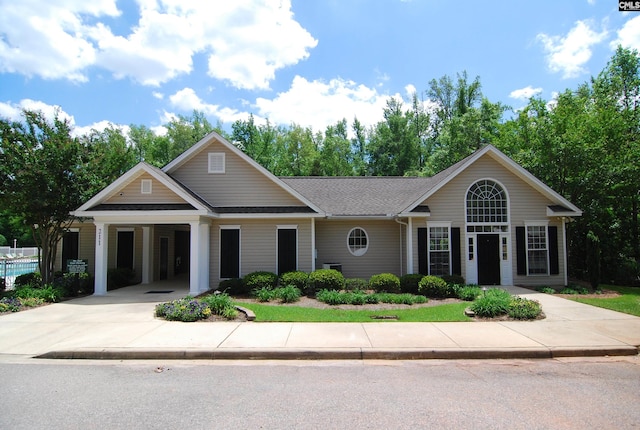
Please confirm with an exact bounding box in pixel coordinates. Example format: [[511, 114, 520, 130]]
[[280, 155, 468, 216]]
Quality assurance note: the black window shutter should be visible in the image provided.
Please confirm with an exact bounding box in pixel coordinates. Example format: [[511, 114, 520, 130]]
[[516, 226, 527, 275], [451, 227, 461, 275], [418, 228, 427, 275], [548, 226, 559, 275]]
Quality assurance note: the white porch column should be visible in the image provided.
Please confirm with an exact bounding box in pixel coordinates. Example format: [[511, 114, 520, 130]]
[[141, 226, 152, 284], [189, 219, 210, 295], [94, 221, 108, 295], [562, 217, 568, 287]]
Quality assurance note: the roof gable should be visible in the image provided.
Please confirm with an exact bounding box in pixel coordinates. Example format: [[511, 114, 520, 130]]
[[400, 145, 582, 216], [163, 131, 323, 213], [74, 162, 211, 214]]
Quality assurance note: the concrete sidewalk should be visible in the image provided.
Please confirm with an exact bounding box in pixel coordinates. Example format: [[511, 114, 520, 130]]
[[0, 283, 638, 360]]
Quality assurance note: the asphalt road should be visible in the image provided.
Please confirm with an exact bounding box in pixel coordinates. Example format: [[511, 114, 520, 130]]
[[1, 357, 639, 429]]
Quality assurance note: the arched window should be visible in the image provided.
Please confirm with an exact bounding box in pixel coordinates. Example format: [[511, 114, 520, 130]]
[[466, 180, 508, 224]]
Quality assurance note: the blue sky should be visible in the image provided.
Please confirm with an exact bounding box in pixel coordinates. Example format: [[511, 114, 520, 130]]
[[1, 0, 639, 137]]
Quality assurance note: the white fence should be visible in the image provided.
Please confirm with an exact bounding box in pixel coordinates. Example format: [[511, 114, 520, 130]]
[[0, 247, 40, 289]]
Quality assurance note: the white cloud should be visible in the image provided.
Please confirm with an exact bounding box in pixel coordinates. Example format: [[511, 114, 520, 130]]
[[253, 76, 399, 131], [611, 15, 640, 50], [0, 99, 129, 137], [509, 86, 543, 101], [168, 87, 247, 123], [537, 20, 608, 78], [0, 0, 317, 88]]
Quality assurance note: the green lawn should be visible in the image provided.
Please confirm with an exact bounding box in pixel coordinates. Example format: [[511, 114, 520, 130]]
[[569, 285, 640, 317], [236, 301, 472, 322]]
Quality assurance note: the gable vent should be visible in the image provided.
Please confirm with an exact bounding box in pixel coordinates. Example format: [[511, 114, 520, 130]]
[[141, 179, 152, 194], [208, 152, 225, 174]]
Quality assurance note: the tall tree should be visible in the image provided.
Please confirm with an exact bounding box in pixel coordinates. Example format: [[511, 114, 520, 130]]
[[0, 110, 96, 284]]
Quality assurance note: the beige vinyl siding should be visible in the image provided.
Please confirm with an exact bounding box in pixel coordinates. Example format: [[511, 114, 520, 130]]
[[411, 155, 566, 286], [104, 173, 186, 204], [315, 220, 402, 279], [171, 141, 303, 207], [209, 218, 313, 287]]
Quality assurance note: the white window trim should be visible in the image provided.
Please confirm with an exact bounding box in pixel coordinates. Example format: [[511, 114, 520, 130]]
[[347, 227, 369, 257], [141, 179, 152, 194], [208, 152, 226, 174], [524, 221, 550, 276], [427, 222, 451, 276]]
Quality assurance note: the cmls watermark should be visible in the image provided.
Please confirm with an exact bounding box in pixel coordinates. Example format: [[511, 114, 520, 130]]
[[619, 1, 640, 11]]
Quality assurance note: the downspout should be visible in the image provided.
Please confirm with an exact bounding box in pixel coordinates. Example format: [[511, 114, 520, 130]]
[[311, 218, 316, 272]]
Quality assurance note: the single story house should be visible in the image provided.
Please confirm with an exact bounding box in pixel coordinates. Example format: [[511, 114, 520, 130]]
[[66, 131, 582, 295]]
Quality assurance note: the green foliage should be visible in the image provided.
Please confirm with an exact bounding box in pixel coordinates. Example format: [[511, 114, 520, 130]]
[[559, 287, 590, 295], [538, 287, 556, 294], [571, 285, 640, 316], [316, 289, 427, 306], [469, 288, 512, 318], [399, 274, 424, 294], [54, 272, 92, 296], [218, 278, 248, 295], [440, 274, 465, 286], [345, 278, 368, 291], [316, 289, 344, 305], [155, 297, 212, 322], [279, 271, 308, 290], [13, 272, 41, 289], [252, 287, 274, 302], [307, 269, 345, 296], [201, 292, 236, 316], [243, 271, 278, 291], [13, 284, 64, 302], [508, 297, 542, 320], [418, 275, 453, 298], [368, 273, 400, 293], [586, 231, 601, 289], [276, 285, 302, 303], [456, 285, 482, 301]]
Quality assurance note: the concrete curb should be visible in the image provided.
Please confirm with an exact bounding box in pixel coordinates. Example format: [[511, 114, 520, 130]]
[[34, 345, 639, 361]]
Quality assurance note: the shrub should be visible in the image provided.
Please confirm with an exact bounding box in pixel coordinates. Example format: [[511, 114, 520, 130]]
[[307, 269, 345, 296], [316, 289, 345, 305], [155, 297, 212, 322], [55, 272, 92, 297], [243, 271, 278, 290], [470, 288, 512, 318], [456, 285, 482, 301], [347, 290, 368, 305], [369, 273, 400, 293], [537, 286, 556, 294], [219, 278, 248, 295], [440, 274, 465, 286], [0, 297, 21, 312], [508, 297, 542, 320], [399, 274, 423, 294], [18, 297, 45, 307], [279, 271, 308, 290], [559, 287, 579, 295], [13, 284, 64, 302], [276, 285, 301, 303], [418, 275, 452, 298], [201, 292, 236, 316], [345, 278, 368, 291], [252, 287, 274, 302], [14, 272, 41, 288]]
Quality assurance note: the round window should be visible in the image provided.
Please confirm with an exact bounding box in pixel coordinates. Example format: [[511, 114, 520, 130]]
[[347, 227, 368, 256]]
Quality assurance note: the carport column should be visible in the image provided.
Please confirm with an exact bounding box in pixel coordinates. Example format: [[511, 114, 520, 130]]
[[189, 219, 210, 295], [141, 226, 152, 284], [94, 221, 109, 295]]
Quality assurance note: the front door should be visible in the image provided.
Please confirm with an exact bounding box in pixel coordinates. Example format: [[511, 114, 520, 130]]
[[477, 234, 500, 285]]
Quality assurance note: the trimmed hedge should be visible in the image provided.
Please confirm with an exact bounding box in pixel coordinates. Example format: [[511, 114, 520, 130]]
[[307, 269, 345, 296], [244, 271, 278, 290], [400, 274, 424, 294], [418, 275, 453, 298], [369, 273, 401, 293], [279, 271, 309, 290]]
